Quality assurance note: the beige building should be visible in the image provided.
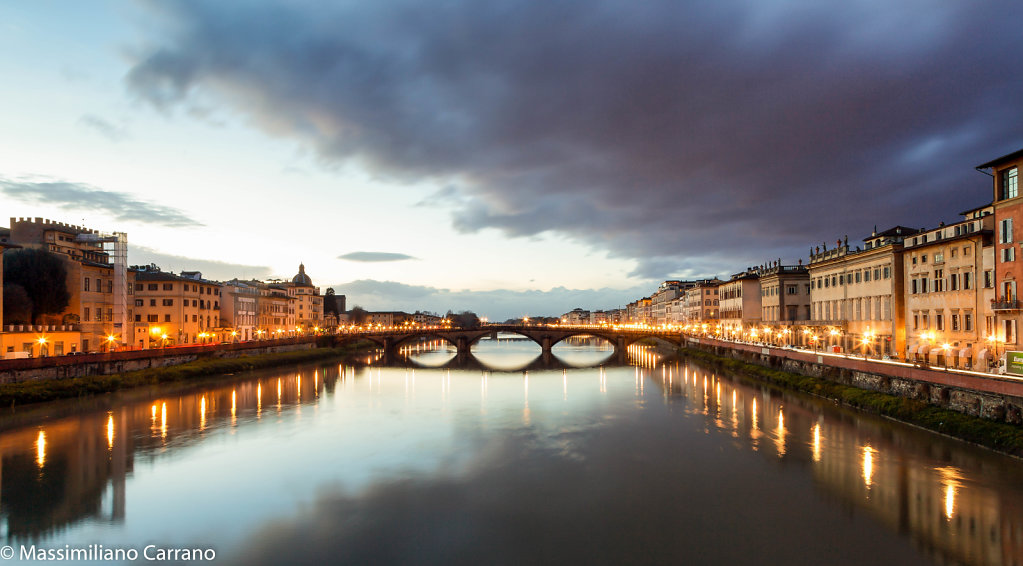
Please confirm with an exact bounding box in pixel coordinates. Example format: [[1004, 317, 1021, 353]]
[[132, 266, 221, 348], [258, 284, 295, 337], [903, 207, 994, 368], [682, 279, 721, 325], [808, 227, 918, 356], [220, 280, 260, 341], [288, 264, 323, 331], [758, 264, 810, 326], [650, 281, 684, 325], [718, 270, 761, 335], [7, 217, 129, 352]]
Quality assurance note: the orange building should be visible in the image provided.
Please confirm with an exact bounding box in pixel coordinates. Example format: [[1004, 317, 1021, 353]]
[[977, 148, 1023, 353]]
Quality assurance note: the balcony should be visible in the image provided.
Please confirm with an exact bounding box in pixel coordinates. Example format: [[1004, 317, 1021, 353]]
[[992, 298, 1022, 311]]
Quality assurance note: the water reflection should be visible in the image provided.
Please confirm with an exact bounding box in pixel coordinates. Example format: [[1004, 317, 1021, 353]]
[[0, 342, 1019, 566]]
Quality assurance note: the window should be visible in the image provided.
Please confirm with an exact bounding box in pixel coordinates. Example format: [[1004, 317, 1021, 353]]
[[1002, 247, 1016, 263], [107, 281, 113, 293], [84, 278, 90, 292], [135, 299, 143, 307], [1006, 319, 1017, 344], [913, 313, 919, 330], [192, 314, 198, 322], [922, 255, 928, 263], [950, 273, 959, 291], [1000, 218, 1014, 244], [951, 248, 957, 258], [912, 256, 918, 265], [965, 313, 973, 332], [163, 299, 174, 306], [147, 314, 158, 323], [985, 270, 994, 288], [934, 251, 944, 263], [787, 285, 797, 295], [163, 283, 173, 291], [148, 283, 158, 291], [84, 307, 90, 321], [164, 314, 171, 322], [934, 269, 944, 292], [911, 279, 918, 294], [964, 245, 971, 256], [952, 313, 960, 332], [1002, 166, 1018, 200], [135, 283, 143, 291], [936, 313, 944, 331], [149, 299, 157, 307], [855, 271, 861, 283], [134, 314, 141, 322]]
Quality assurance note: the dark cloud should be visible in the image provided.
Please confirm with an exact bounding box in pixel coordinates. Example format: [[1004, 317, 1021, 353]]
[[0, 178, 202, 228], [338, 252, 417, 262], [336, 279, 645, 319], [129, 245, 272, 281], [126, 0, 1023, 279], [78, 114, 130, 142]]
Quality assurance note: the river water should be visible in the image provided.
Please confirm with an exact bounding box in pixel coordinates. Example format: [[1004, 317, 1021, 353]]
[[1, 334, 1021, 565]]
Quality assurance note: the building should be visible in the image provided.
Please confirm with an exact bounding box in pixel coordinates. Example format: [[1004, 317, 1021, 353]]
[[132, 265, 221, 348], [758, 262, 810, 328], [650, 281, 685, 325], [562, 308, 590, 325], [220, 280, 260, 341], [258, 283, 295, 337], [808, 227, 918, 356], [682, 279, 721, 325], [289, 263, 323, 331], [902, 206, 994, 368], [976, 148, 1023, 358], [7, 217, 129, 352], [718, 270, 761, 335]]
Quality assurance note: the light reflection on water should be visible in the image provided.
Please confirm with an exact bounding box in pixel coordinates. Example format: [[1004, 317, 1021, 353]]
[[0, 339, 1019, 565]]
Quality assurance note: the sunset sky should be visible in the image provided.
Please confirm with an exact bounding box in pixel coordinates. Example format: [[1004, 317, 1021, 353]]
[[2, 0, 1021, 319]]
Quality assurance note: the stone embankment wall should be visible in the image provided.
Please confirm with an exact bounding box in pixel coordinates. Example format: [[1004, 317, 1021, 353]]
[[684, 336, 1023, 425], [0, 338, 319, 384]]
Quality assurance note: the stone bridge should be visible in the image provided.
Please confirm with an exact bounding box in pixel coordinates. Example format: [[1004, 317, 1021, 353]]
[[338, 324, 683, 363]]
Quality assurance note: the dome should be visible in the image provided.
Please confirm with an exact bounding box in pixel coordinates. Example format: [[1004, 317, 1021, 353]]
[[292, 263, 313, 286]]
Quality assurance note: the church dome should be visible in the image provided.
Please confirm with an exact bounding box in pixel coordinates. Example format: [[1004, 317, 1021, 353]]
[[292, 263, 313, 286]]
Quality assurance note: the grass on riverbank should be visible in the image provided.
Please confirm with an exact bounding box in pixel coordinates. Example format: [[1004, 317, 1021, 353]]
[[680, 347, 1023, 457], [0, 342, 374, 408]]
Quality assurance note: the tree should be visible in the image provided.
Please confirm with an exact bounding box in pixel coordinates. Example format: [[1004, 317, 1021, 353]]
[[2, 283, 32, 325], [323, 288, 340, 319], [2, 249, 70, 324], [348, 305, 368, 325], [447, 310, 480, 329]]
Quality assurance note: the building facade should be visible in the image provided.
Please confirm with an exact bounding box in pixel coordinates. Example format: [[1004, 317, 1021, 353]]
[[902, 207, 994, 368], [7, 217, 129, 352], [718, 271, 761, 334], [808, 228, 917, 356], [132, 266, 221, 348], [977, 148, 1023, 358]]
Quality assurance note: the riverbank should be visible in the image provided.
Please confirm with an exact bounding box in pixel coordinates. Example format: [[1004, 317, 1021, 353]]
[[0, 341, 375, 408], [680, 346, 1023, 457]]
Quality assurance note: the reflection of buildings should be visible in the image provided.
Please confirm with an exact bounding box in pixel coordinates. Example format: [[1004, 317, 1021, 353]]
[[0, 413, 131, 539], [653, 360, 1023, 566], [0, 363, 344, 541]]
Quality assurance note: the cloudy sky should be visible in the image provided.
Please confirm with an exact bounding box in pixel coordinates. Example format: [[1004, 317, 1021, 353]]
[[2, 1, 1021, 319]]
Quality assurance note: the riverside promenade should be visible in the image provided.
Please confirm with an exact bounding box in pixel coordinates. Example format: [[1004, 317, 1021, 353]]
[[683, 334, 1023, 424]]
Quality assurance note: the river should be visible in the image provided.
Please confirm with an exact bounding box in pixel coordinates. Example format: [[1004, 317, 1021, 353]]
[[0, 334, 1021, 565]]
